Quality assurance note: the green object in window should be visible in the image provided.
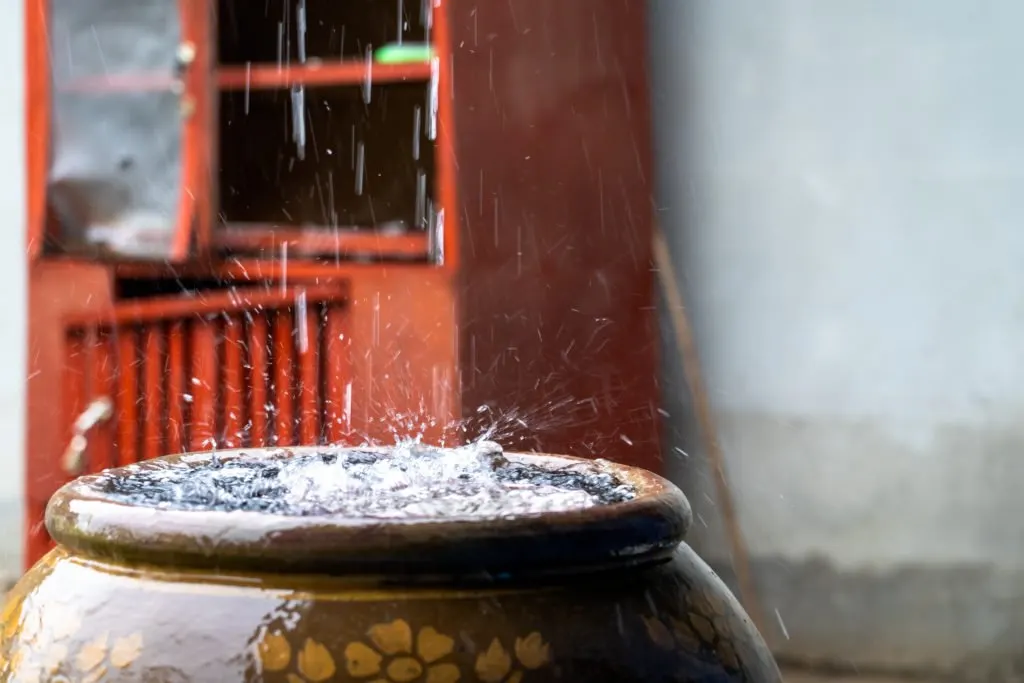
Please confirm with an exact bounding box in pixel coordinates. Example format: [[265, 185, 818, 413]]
[[374, 43, 434, 64]]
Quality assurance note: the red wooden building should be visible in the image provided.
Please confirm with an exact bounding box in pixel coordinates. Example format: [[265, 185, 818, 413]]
[[24, 0, 659, 567]]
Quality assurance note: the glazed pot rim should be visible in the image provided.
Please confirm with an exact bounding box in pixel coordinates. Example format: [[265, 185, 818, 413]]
[[45, 447, 692, 577]]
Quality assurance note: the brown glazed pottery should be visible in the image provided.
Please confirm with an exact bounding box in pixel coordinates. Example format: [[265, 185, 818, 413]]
[[0, 448, 781, 682]]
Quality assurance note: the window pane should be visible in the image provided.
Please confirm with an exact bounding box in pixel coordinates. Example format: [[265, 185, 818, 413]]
[[50, 0, 180, 83], [218, 83, 434, 231], [49, 90, 184, 259], [219, 0, 429, 66], [48, 0, 184, 259]]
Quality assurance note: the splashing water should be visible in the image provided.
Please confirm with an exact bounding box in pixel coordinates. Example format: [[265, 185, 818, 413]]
[[94, 441, 636, 519]]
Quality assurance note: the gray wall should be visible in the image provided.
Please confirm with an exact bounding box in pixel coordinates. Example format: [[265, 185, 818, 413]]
[[649, 0, 1024, 675], [0, 0, 27, 584]]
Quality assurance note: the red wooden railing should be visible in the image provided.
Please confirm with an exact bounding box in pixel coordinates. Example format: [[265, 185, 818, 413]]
[[60, 284, 352, 478]]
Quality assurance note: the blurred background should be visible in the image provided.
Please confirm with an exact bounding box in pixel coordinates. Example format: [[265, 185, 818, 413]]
[[652, 2, 1024, 679], [5, 0, 1024, 681]]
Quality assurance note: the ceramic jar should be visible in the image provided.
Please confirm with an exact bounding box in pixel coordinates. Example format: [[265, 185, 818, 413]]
[[0, 449, 781, 682]]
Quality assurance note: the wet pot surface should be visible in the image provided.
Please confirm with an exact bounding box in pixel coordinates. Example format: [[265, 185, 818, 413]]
[[0, 448, 782, 682]]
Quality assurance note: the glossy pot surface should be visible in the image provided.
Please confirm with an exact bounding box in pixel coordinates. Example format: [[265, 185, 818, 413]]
[[0, 449, 781, 682]]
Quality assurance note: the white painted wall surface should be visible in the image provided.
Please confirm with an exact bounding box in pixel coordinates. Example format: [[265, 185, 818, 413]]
[[0, 0, 27, 583], [650, 0, 1024, 672]]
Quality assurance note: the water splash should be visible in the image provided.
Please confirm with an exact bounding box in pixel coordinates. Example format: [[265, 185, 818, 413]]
[[94, 441, 636, 519]]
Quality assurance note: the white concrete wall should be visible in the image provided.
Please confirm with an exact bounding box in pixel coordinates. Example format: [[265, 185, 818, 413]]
[[0, 0, 27, 583], [650, 0, 1024, 674]]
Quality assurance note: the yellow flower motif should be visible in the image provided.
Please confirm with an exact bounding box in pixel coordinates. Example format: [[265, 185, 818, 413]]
[[691, 585, 731, 619], [689, 613, 715, 642], [255, 630, 336, 682], [258, 631, 293, 672], [474, 633, 550, 683], [296, 639, 338, 682], [644, 613, 740, 671], [74, 631, 144, 683], [512, 633, 549, 671], [643, 616, 675, 650], [35, 643, 69, 677], [343, 619, 460, 683], [644, 614, 702, 652]]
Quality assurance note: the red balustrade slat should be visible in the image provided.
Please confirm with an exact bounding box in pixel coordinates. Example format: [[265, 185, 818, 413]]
[[62, 331, 87, 477], [115, 328, 139, 466], [223, 316, 246, 448], [273, 310, 295, 446], [248, 315, 270, 446], [86, 328, 116, 472], [189, 319, 219, 450], [166, 321, 188, 453], [142, 325, 165, 460], [324, 304, 352, 444], [298, 300, 321, 444], [62, 287, 350, 469]]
